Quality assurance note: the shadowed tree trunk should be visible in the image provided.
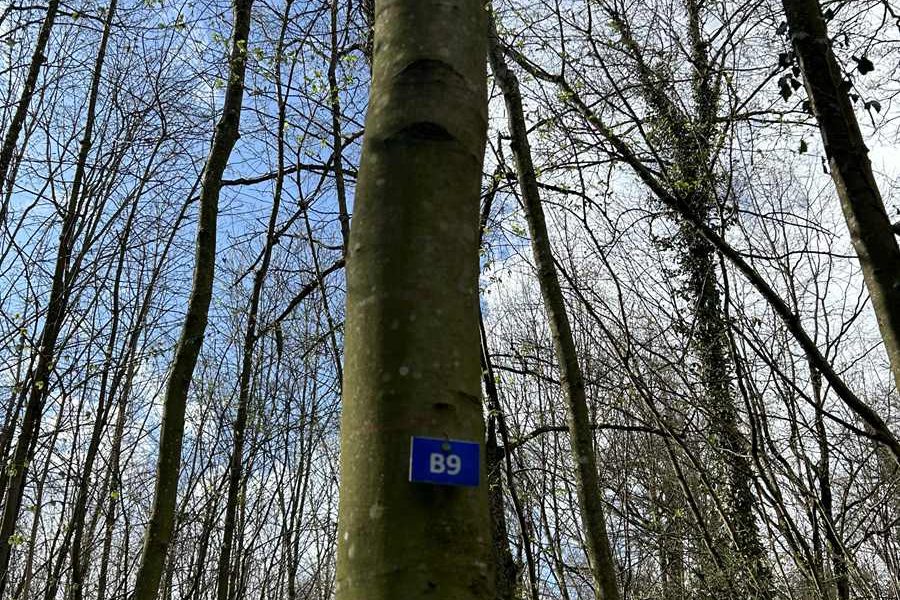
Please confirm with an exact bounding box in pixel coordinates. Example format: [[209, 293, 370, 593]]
[[487, 17, 622, 600], [333, 0, 494, 598], [810, 366, 850, 600], [481, 309, 536, 600], [131, 1, 253, 598], [782, 0, 900, 392]]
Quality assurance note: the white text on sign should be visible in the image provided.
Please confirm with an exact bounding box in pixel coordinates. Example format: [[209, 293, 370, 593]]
[[429, 453, 462, 476]]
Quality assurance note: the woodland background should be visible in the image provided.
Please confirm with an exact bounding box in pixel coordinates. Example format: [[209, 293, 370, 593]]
[[0, 0, 899, 599]]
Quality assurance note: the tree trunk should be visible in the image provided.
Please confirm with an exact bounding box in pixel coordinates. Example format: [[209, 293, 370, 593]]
[[0, 0, 110, 586], [214, 2, 288, 598], [811, 366, 850, 600], [485, 423, 519, 600], [487, 18, 621, 600], [0, 0, 60, 223], [657, 460, 686, 600], [333, 0, 493, 597], [481, 309, 535, 600], [782, 0, 900, 391], [131, 1, 253, 598]]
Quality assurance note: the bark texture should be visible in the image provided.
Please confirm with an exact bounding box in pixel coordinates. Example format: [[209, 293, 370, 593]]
[[334, 1, 492, 599], [782, 0, 900, 392]]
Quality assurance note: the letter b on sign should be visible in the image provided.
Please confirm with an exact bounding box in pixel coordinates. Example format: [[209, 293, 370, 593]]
[[430, 453, 445, 473]]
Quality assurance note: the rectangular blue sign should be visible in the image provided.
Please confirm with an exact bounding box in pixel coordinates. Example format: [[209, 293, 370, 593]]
[[409, 436, 480, 487]]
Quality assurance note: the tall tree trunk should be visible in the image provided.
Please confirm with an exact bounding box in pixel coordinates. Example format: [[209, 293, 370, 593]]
[[0, 0, 110, 586], [131, 1, 253, 598], [676, 201, 770, 598], [96, 395, 127, 600], [611, 2, 772, 593], [334, 0, 493, 597], [70, 129, 167, 600], [214, 2, 289, 598], [485, 421, 520, 600], [487, 19, 621, 600], [10, 402, 64, 600], [782, 0, 900, 391], [811, 366, 850, 600]]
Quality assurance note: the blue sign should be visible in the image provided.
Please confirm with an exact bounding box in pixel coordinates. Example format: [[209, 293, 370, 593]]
[[409, 436, 480, 487]]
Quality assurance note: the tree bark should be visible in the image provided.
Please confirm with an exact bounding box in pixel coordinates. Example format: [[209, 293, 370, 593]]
[[487, 18, 621, 600], [131, 1, 253, 598], [782, 0, 900, 392], [334, 0, 493, 598]]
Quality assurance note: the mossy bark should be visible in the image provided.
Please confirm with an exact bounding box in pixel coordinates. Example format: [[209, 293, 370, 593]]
[[608, 4, 771, 594], [334, 1, 493, 599]]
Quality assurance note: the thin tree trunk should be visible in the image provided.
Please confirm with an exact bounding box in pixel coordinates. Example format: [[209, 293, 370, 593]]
[[131, 1, 253, 598], [657, 460, 686, 600], [334, 0, 493, 597], [0, 0, 110, 585], [0, 331, 27, 508], [811, 366, 850, 600], [485, 421, 520, 600], [96, 395, 126, 600], [782, 0, 900, 391], [0, 0, 60, 223], [214, 2, 288, 597], [11, 402, 64, 600], [50, 11, 127, 600], [481, 310, 536, 600], [96, 181, 193, 600], [487, 19, 621, 600], [70, 132, 167, 600], [327, 0, 350, 255]]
